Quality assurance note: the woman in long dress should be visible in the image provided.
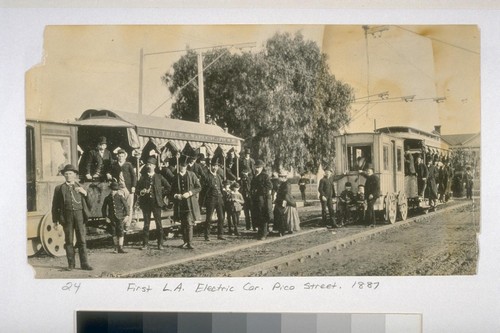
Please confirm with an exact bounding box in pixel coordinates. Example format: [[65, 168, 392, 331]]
[[275, 172, 301, 234]]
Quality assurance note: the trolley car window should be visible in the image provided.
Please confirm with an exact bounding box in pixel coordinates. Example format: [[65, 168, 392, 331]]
[[396, 147, 402, 172], [347, 145, 372, 171], [383, 144, 390, 171], [42, 136, 71, 179]]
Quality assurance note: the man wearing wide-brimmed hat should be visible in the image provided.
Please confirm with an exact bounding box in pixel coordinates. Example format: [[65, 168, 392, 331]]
[[250, 159, 273, 240], [52, 164, 93, 270], [136, 157, 171, 250], [85, 136, 113, 182]]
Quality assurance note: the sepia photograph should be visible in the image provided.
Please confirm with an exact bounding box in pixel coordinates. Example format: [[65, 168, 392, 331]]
[[26, 24, 480, 279]]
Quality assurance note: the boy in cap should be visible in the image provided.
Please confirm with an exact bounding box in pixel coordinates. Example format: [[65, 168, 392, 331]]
[[102, 182, 129, 253], [52, 164, 93, 270], [338, 182, 355, 226], [229, 182, 244, 236]]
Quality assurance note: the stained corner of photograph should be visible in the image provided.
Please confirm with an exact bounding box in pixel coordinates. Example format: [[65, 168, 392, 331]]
[[26, 25, 480, 278]]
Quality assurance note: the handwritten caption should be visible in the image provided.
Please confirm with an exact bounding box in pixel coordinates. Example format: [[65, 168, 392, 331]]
[[124, 281, 380, 293], [60, 280, 380, 295]]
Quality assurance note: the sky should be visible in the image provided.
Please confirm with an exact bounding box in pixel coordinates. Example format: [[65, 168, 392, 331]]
[[26, 25, 480, 135]]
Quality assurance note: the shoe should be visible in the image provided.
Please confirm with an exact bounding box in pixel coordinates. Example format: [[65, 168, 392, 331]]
[[234, 232, 240, 236], [179, 243, 188, 249], [186, 244, 194, 250], [64, 266, 74, 271], [113, 248, 118, 254], [204, 237, 211, 241], [81, 265, 93, 271], [118, 247, 127, 254], [140, 245, 149, 250], [217, 236, 226, 240], [158, 244, 164, 250], [369, 224, 375, 228]]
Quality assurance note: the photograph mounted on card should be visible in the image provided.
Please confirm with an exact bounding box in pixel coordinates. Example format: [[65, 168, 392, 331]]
[[25, 25, 480, 278]]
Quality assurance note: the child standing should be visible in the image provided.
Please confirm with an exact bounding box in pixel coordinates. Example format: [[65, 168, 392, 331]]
[[222, 180, 234, 235], [355, 184, 366, 224], [102, 182, 129, 253], [229, 182, 244, 236], [338, 182, 355, 226]]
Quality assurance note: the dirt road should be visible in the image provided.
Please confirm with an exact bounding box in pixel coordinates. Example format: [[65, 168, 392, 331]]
[[28, 199, 479, 278], [258, 200, 479, 276]]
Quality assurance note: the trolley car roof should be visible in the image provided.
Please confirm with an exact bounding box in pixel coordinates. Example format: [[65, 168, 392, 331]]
[[73, 109, 241, 146]]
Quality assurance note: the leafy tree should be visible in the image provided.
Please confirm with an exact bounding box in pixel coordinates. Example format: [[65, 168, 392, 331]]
[[162, 32, 354, 172]]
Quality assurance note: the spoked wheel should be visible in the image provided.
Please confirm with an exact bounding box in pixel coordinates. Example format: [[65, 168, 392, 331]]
[[384, 193, 397, 224], [27, 238, 43, 257], [397, 192, 408, 221], [39, 212, 72, 257]]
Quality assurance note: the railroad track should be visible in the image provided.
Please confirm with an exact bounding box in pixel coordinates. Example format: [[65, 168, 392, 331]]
[[122, 200, 474, 278]]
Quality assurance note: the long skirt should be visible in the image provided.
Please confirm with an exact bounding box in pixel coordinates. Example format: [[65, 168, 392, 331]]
[[285, 206, 301, 232]]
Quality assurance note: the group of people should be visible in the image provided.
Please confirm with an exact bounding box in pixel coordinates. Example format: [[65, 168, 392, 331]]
[[51, 137, 304, 271], [318, 164, 380, 228], [410, 150, 455, 210]]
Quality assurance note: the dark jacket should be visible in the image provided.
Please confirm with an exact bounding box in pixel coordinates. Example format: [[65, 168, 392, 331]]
[[364, 174, 380, 202], [110, 161, 137, 191], [51, 182, 91, 223], [416, 162, 428, 180], [136, 173, 171, 208], [171, 170, 202, 222], [102, 192, 129, 220], [85, 149, 113, 177], [275, 181, 296, 208], [318, 176, 336, 199]]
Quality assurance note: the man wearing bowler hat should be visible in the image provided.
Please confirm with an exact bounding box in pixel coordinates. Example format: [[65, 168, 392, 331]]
[[250, 159, 273, 240], [136, 157, 171, 250], [203, 157, 226, 240], [52, 164, 93, 270], [85, 136, 113, 182]]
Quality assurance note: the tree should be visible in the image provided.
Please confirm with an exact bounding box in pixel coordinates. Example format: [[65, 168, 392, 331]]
[[162, 32, 354, 172]]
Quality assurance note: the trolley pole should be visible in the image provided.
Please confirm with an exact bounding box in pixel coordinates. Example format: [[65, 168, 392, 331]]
[[197, 52, 205, 124], [138, 48, 144, 115]]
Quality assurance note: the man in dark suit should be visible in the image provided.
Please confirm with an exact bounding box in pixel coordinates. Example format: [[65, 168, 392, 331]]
[[85, 136, 113, 182], [318, 168, 338, 228], [171, 159, 202, 249], [415, 154, 428, 197], [240, 148, 255, 176], [110, 149, 137, 222], [364, 164, 380, 227], [203, 157, 226, 240], [250, 159, 273, 240], [136, 157, 171, 250], [52, 164, 93, 271], [239, 166, 253, 230]]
